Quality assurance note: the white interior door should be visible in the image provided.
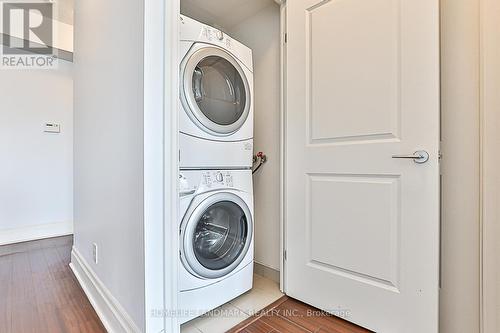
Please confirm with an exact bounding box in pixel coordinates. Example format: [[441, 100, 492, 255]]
[[284, 0, 440, 332]]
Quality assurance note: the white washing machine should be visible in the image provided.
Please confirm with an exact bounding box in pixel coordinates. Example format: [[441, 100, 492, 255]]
[[179, 15, 254, 169], [178, 169, 254, 324]]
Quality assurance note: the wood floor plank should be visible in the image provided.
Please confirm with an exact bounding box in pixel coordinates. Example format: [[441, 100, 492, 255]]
[[43, 246, 76, 308], [0, 254, 13, 333], [0, 236, 105, 333], [228, 296, 371, 333], [260, 314, 312, 333], [29, 248, 69, 333], [240, 320, 275, 333], [274, 299, 319, 332], [11, 251, 37, 333], [276, 298, 370, 333]]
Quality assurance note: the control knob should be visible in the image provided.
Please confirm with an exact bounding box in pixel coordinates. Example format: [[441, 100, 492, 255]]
[[215, 172, 224, 182], [216, 30, 224, 41]]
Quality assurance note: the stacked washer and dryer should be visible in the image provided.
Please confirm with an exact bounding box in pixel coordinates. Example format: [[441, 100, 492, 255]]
[[178, 15, 255, 324]]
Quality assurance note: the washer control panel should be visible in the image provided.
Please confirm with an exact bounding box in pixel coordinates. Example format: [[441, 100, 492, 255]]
[[179, 170, 238, 196], [201, 170, 234, 188]]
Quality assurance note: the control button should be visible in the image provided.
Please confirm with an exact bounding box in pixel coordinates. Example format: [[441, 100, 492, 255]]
[[216, 30, 224, 41], [215, 172, 224, 182], [203, 172, 213, 187], [226, 176, 233, 187]]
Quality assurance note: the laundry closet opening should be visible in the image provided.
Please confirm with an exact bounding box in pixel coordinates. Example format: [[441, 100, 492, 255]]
[[178, 0, 284, 331]]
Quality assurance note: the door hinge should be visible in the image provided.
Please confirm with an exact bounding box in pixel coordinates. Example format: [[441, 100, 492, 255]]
[[284, 33, 287, 43], [283, 250, 287, 261]]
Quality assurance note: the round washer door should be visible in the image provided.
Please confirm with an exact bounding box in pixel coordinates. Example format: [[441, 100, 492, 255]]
[[181, 192, 253, 279], [181, 46, 251, 136]]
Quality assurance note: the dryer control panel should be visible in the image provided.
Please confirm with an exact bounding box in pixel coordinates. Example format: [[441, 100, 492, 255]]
[[180, 14, 254, 73], [201, 26, 233, 50]]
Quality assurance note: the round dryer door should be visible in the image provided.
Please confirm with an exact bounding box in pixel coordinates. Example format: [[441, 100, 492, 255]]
[[181, 46, 251, 135], [181, 192, 253, 279]]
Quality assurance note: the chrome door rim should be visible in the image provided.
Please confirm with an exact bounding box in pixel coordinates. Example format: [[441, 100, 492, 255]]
[[180, 192, 253, 279], [180, 45, 251, 136]]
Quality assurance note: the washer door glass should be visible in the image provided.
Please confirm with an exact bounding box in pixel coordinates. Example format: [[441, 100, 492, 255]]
[[192, 56, 246, 126], [193, 200, 248, 271]]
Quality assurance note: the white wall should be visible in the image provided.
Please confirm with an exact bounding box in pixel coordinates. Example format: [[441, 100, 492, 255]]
[[0, 61, 74, 245], [440, 0, 481, 332], [480, 0, 500, 330], [73, 0, 145, 329], [230, 4, 281, 271]]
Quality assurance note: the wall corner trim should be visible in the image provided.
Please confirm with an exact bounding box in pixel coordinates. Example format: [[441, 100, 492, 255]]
[[70, 247, 142, 333], [0, 221, 73, 246]]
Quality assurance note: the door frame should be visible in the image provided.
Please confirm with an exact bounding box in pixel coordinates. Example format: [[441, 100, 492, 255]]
[[162, 0, 180, 332], [279, 0, 287, 291], [479, 0, 500, 331], [143, 0, 179, 331]]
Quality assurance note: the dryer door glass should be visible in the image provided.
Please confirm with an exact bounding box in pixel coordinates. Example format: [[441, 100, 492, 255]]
[[192, 56, 247, 127], [193, 200, 248, 271]]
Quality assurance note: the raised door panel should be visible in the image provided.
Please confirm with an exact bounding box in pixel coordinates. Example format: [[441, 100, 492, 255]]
[[307, 0, 401, 144], [307, 174, 400, 291]]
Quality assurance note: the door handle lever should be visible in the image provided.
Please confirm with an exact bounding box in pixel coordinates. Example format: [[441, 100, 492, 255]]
[[392, 150, 429, 164]]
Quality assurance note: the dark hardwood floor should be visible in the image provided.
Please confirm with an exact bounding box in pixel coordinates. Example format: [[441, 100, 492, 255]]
[[227, 296, 372, 333], [0, 236, 106, 333], [1, 237, 371, 333]]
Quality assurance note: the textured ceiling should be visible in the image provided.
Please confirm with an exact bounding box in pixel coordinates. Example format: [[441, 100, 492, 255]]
[[53, 0, 274, 30], [181, 0, 277, 31]]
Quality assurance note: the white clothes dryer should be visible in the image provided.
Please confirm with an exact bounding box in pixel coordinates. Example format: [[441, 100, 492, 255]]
[[179, 15, 254, 169]]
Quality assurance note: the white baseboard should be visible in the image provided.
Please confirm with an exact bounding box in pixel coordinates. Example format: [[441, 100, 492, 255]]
[[0, 221, 73, 246], [70, 247, 142, 333]]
